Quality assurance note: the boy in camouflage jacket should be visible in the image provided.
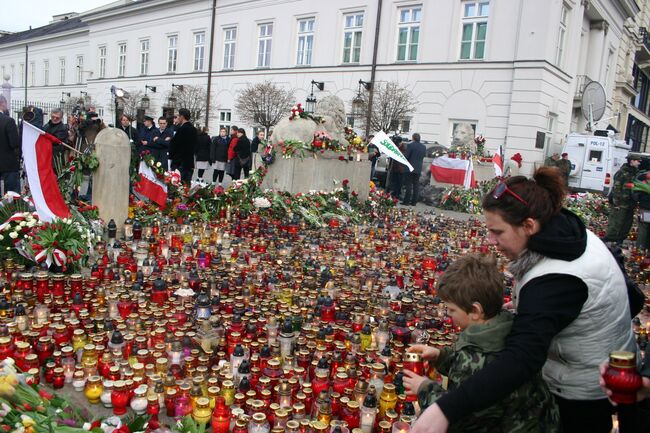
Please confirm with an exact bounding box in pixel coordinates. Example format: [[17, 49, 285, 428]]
[[404, 254, 559, 433]]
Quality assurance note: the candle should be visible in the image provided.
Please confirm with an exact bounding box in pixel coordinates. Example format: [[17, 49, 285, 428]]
[[391, 421, 410, 433]]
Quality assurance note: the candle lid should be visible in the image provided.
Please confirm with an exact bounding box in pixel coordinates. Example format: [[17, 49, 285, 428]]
[[402, 352, 421, 363], [609, 351, 636, 368]]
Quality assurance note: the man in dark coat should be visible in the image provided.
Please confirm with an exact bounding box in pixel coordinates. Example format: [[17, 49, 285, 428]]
[[0, 96, 20, 194], [605, 153, 641, 244], [151, 117, 173, 169], [401, 132, 426, 206], [138, 116, 156, 152], [233, 128, 252, 180], [169, 108, 197, 184], [210, 127, 230, 184], [43, 109, 69, 172]]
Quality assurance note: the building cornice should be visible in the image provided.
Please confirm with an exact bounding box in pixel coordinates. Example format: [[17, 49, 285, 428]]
[[82, 0, 206, 23], [0, 27, 87, 49]]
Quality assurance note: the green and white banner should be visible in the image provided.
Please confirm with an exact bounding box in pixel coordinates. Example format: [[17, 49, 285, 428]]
[[370, 131, 414, 172]]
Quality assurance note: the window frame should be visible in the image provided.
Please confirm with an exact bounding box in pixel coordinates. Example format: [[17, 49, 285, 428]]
[[76, 55, 84, 84], [29, 62, 34, 87], [219, 110, 232, 131], [98, 46, 107, 79], [59, 58, 65, 84], [296, 17, 315, 66], [117, 43, 127, 77], [459, 1, 489, 60], [257, 22, 273, 68], [555, 3, 569, 68], [396, 5, 422, 62], [19, 63, 24, 87], [140, 39, 150, 76], [167, 34, 178, 73], [43, 60, 49, 86], [193, 31, 206, 72], [223, 27, 237, 70], [342, 12, 364, 64]]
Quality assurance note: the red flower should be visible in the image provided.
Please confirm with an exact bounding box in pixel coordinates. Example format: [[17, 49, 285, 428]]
[[23, 403, 32, 411], [342, 179, 349, 186], [338, 156, 345, 161], [38, 389, 53, 400], [624, 182, 635, 189], [114, 426, 131, 433]]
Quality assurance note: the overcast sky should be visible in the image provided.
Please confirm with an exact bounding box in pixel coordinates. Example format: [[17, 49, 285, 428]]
[[2, 0, 116, 33]]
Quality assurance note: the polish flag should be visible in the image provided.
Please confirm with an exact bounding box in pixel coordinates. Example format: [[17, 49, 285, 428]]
[[21, 122, 71, 222], [431, 156, 477, 189], [493, 145, 503, 177], [134, 161, 168, 208]]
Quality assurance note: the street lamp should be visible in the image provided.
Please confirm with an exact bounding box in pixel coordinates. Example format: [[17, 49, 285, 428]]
[[352, 79, 372, 118], [305, 80, 324, 113], [110, 85, 126, 127], [171, 83, 184, 92], [141, 85, 156, 110]]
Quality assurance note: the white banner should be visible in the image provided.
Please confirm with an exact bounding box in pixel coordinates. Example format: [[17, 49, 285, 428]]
[[370, 131, 414, 172]]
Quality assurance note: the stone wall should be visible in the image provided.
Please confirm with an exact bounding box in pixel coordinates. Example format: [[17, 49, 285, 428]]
[[261, 153, 371, 200]]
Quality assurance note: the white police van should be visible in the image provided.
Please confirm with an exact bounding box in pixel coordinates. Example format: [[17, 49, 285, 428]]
[[561, 131, 631, 194]]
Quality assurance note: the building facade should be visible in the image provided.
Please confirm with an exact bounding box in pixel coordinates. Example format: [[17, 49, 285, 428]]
[[0, 0, 647, 174]]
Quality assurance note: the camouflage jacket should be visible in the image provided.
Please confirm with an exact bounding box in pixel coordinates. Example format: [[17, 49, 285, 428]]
[[556, 159, 571, 177], [418, 312, 560, 433], [611, 163, 639, 207]]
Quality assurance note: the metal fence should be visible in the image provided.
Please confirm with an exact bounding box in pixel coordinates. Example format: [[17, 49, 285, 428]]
[[9, 99, 67, 124]]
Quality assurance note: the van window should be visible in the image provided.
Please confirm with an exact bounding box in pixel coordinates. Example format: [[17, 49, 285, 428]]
[[588, 150, 603, 163]]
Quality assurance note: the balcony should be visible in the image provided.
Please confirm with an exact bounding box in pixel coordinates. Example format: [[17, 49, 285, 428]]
[[574, 75, 593, 103], [637, 27, 650, 63]]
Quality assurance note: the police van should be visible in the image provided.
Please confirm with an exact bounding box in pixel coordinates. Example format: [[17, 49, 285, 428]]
[[561, 131, 631, 194]]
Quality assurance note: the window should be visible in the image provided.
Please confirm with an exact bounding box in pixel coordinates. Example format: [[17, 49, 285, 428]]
[[588, 150, 603, 163], [626, 114, 650, 152], [397, 6, 421, 61], [29, 62, 34, 87], [118, 43, 126, 77], [98, 46, 106, 78], [460, 1, 488, 60], [19, 63, 24, 87], [59, 58, 65, 84], [10, 65, 14, 85], [343, 13, 363, 63], [604, 49, 614, 91], [76, 56, 84, 83], [555, 4, 569, 67], [140, 40, 150, 75], [296, 18, 315, 66], [219, 110, 232, 131], [631, 63, 650, 115], [389, 118, 411, 133], [43, 60, 49, 86], [194, 32, 205, 71], [544, 114, 557, 150], [223, 28, 237, 69], [257, 23, 273, 68], [167, 35, 178, 73]]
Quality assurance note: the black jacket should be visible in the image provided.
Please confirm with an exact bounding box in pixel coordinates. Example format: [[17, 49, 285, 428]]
[[151, 127, 173, 150], [0, 113, 20, 172], [195, 132, 212, 162], [235, 135, 252, 159], [437, 209, 590, 422], [250, 136, 263, 153], [210, 135, 229, 163], [43, 121, 68, 143], [169, 121, 197, 169], [138, 125, 156, 147], [405, 140, 427, 174], [116, 125, 140, 147]]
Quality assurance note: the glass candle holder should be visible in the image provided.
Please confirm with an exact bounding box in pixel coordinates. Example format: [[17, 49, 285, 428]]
[[84, 376, 103, 404], [603, 351, 643, 404]]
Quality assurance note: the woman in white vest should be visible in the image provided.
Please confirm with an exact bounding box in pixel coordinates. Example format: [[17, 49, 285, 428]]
[[412, 166, 637, 433]]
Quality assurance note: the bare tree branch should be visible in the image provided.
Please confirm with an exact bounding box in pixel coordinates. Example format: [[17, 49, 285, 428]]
[[360, 81, 416, 133], [235, 80, 295, 132], [164, 85, 208, 125]]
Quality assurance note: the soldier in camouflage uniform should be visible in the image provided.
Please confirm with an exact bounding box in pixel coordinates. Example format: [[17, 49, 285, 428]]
[[403, 255, 559, 433], [604, 154, 641, 244], [555, 153, 572, 186]]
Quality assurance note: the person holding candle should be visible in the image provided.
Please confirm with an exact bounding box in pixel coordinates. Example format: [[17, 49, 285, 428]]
[[403, 254, 559, 432], [411, 167, 637, 433]]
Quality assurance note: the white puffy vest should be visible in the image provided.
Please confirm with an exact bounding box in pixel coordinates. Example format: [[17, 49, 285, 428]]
[[514, 230, 637, 400]]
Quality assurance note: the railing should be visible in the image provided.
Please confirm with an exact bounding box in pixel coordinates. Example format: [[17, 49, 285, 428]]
[[640, 27, 650, 52], [9, 100, 70, 123], [574, 75, 594, 100]]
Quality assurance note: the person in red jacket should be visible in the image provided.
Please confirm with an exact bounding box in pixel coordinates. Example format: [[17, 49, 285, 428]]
[[227, 125, 239, 178]]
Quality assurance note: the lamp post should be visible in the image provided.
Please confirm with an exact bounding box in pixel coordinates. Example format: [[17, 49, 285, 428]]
[[111, 85, 125, 127], [352, 79, 372, 126], [305, 80, 324, 113], [141, 85, 156, 112]]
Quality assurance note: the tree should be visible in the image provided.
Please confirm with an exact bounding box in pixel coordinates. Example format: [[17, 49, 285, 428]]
[[166, 85, 207, 126], [360, 81, 416, 134], [235, 80, 295, 133], [119, 90, 143, 120]]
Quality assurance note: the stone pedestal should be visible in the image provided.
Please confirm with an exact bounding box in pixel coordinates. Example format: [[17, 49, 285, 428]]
[[262, 153, 371, 199], [92, 128, 131, 237]]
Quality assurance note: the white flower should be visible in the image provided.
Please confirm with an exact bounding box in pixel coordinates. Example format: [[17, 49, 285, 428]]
[[19, 221, 26, 227], [253, 197, 271, 208], [156, 162, 161, 167], [8, 232, 17, 239], [174, 288, 195, 297], [83, 423, 91, 431]]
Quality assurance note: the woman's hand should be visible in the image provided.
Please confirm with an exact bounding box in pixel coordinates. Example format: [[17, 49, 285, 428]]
[[402, 369, 428, 396], [599, 361, 650, 404], [407, 344, 440, 361]]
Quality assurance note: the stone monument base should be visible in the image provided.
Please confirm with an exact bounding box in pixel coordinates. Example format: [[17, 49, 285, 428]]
[[261, 153, 371, 200]]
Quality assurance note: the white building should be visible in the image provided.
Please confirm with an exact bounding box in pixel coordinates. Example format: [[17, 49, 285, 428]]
[[0, 0, 647, 174]]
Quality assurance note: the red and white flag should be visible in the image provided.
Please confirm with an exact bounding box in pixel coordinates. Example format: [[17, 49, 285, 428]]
[[21, 122, 71, 222], [431, 156, 477, 189], [134, 161, 168, 208], [493, 145, 503, 177]]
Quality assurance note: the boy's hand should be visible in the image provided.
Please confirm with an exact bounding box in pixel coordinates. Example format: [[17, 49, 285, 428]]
[[407, 344, 440, 361], [402, 369, 428, 396]]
